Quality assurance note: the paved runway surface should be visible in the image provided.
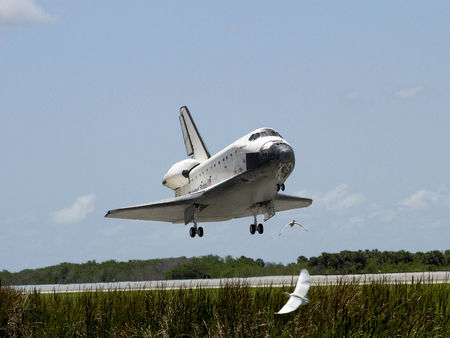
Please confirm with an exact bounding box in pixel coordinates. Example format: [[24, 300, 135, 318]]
[[12, 271, 449, 294]]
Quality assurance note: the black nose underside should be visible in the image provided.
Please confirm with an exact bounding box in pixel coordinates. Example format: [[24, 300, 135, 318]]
[[268, 143, 295, 163], [246, 143, 295, 171]]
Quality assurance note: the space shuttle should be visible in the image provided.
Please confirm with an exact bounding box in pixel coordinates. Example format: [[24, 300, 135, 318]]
[[106, 106, 312, 238]]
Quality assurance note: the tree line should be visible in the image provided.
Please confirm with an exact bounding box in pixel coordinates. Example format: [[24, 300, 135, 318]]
[[1, 249, 449, 285]]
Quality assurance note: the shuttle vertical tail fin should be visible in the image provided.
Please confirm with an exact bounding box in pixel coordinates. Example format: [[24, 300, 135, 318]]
[[179, 106, 210, 161]]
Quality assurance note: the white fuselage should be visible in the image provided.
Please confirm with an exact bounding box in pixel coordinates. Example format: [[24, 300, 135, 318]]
[[163, 128, 295, 198]]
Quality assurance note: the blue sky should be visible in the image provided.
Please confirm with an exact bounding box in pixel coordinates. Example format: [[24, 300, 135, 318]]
[[1, 1, 449, 272]]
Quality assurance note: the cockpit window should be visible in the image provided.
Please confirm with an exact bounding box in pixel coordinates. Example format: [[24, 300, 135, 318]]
[[249, 133, 260, 141], [248, 129, 283, 141], [264, 128, 282, 138]]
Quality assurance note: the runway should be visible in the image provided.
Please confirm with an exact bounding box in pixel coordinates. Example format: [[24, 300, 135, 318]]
[[12, 271, 449, 294]]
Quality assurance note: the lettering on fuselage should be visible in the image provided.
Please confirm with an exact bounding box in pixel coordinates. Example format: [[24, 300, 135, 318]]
[[191, 182, 208, 193], [186, 147, 242, 195]]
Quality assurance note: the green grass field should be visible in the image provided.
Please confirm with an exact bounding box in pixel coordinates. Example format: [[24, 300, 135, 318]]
[[1, 281, 449, 337]]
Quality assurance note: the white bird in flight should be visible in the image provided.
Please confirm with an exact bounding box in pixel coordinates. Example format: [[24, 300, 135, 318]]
[[279, 220, 308, 236], [276, 269, 310, 314]]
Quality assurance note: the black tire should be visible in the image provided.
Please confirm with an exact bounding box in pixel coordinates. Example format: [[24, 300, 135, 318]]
[[281, 183, 285, 191], [197, 227, 204, 237], [189, 227, 196, 238], [276, 184, 280, 191], [257, 223, 264, 234], [249, 224, 256, 234]]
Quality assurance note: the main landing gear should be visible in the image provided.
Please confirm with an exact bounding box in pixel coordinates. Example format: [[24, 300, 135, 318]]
[[249, 215, 264, 235], [276, 183, 285, 192], [189, 222, 204, 238]]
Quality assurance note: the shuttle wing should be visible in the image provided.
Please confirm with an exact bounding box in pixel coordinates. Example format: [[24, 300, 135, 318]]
[[105, 171, 312, 223], [105, 193, 203, 223], [179, 106, 210, 161], [273, 194, 312, 211]]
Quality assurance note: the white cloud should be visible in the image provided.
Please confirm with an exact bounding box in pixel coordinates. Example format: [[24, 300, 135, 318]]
[[318, 184, 366, 212], [399, 189, 446, 210], [365, 188, 450, 223], [393, 86, 424, 99], [296, 185, 449, 233], [52, 194, 95, 225], [369, 208, 397, 222], [0, 0, 55, 24], [299, 184, 366, 213]]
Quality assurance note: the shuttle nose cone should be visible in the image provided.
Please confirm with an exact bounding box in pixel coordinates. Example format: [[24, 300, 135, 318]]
[[246, 142, 296, 171], [268, 143, 295, 163]]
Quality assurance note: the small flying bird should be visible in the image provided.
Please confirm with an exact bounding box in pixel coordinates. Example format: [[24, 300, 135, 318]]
[[279, 220, 308, 236], [276, 269, 310, 314]]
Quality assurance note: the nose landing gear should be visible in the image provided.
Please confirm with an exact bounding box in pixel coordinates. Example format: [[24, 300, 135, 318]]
[[276, 183, 285, 192], [249, 223, 264, 235]]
